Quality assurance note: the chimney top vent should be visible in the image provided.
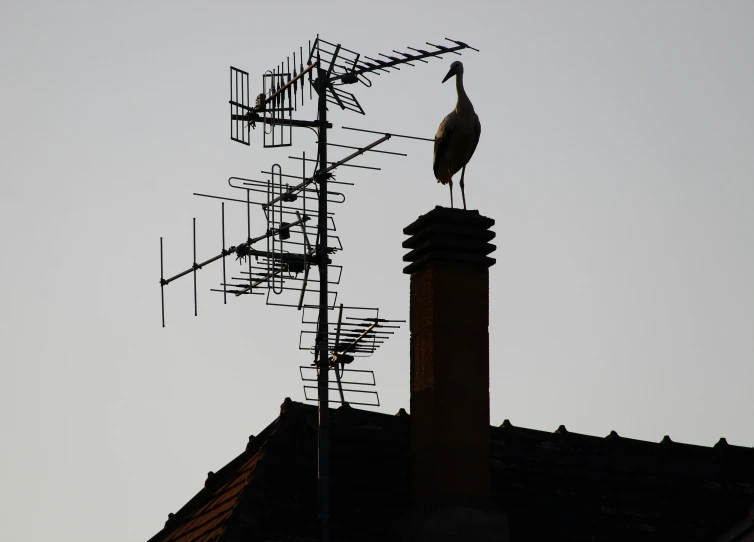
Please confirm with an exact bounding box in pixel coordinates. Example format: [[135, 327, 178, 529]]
[[403, 206, 496, 274]]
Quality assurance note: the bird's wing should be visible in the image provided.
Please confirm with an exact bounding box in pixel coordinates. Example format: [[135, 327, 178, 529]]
[[433, 113, 455, 181], [468, 113, 481, 161]]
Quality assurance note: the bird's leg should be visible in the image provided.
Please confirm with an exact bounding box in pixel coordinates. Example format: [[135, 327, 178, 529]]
[[460, 165, 467, 210], [449, 178, 454, 208]]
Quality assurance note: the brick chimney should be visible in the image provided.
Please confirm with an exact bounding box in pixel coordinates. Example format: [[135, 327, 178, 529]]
[[400, 207, 506, 541], [403, 206, 496, 498]]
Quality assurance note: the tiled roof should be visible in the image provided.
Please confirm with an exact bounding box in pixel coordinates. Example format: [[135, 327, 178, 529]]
[[493, 421, 754, 540], [148, 399, 320, 542], [148, 399, 754, 542]]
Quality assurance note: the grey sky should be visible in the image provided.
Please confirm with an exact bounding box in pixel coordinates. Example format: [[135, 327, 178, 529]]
[[2, 1, 753, 540]]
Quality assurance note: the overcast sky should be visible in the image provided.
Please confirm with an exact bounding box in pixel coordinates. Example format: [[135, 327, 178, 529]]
[[2, 1, 753, 540]]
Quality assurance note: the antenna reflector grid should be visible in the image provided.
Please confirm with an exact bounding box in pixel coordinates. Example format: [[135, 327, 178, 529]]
[[230, 67, 251, 145]]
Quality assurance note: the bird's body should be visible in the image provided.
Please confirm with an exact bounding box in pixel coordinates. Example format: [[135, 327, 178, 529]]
[[433, 110, 481, 184], [433, 61, 481, 209]]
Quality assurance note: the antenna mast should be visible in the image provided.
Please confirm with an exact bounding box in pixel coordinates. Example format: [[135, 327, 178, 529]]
[[158, 36, 477, 542], [314, 54, 332, 540]]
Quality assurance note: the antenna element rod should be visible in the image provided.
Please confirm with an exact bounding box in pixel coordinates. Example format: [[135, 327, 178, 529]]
[[160, 237, 165, 328], [193, 218, 197, 316], [222, 203, 227, 305]]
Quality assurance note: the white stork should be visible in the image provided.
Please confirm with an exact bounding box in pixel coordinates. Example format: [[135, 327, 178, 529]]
[[433, 61, 481, 210]]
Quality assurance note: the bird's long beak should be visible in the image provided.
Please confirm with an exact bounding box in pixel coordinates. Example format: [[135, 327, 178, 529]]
[[442, 66, 455, 83]]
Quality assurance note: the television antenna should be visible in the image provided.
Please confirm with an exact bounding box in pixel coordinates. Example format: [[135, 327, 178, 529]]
[[158, 35, 477, 541]]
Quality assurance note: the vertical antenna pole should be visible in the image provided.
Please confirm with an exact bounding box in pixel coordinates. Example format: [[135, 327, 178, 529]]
[[315, 44, 331, 542], [247, 189, 252, 293], [222, 202, 227, 305], [160, 237, 165, 328], [193, 218, 198, 316]]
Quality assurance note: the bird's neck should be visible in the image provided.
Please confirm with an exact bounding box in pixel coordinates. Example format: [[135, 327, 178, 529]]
[[455, 73, 474, 114]]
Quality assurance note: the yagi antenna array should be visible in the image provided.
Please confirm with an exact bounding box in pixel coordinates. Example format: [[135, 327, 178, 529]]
[[158, 34, 477, 542], [300, 304, 403, 407], [230, 36, 476, 148]]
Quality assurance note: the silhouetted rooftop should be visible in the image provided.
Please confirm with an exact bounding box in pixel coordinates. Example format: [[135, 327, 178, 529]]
[[148, 399, 754, 542]]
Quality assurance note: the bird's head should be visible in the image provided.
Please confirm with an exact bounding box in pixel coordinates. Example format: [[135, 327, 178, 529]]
[[442, 61, 464, 83]]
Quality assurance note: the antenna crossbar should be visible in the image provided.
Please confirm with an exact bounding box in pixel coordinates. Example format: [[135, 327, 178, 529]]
[[325, 142, 407, 157], [160, 232, 320, 289], [262, 134, 391, 210], [288, 156, 381, 171], [328, 39, 477, 84], [343, 126, 434, 142], [264, 63, 316, 108], [234, 267, 287, 296], [320, 134, 390, 175], [230, 109, 327, 129], [331, 321, 375, 363]]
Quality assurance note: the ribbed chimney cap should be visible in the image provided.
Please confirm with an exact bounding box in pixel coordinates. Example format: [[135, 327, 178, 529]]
[[402, 206, 496, 274]]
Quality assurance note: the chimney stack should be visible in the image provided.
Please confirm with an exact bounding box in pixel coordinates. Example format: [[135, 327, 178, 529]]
[[403, 206, 496, 498]]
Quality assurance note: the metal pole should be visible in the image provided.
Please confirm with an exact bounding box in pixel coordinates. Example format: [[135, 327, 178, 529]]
[[193, 218, 198, 317], [221, 202, 227, 305], [160, 237, 165, 327], [315, 59, 330, 542], [247, 189, 252, 293]]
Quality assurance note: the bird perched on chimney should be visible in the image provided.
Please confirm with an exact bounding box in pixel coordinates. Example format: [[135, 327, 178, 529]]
[[433, 61, 481, 210]]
